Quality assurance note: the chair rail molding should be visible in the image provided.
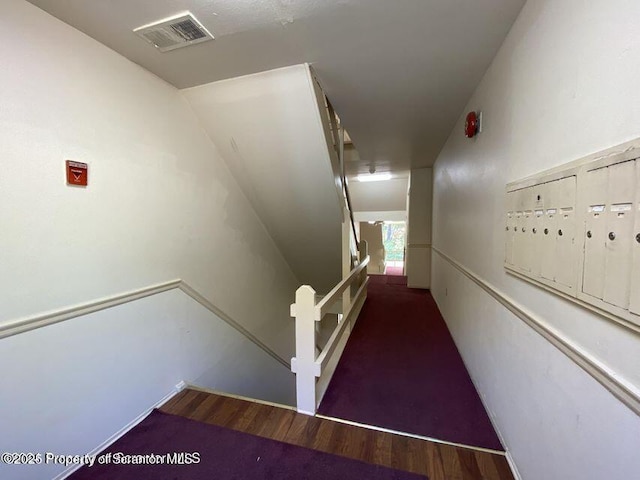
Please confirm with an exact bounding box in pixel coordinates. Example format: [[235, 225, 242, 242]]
[[0, 279, 290, 370], [432, 247, 640, 417]]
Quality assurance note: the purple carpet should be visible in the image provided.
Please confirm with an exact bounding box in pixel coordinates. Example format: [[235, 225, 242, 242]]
[[318, 275, 503, 451], [69, 409, 427, 480]]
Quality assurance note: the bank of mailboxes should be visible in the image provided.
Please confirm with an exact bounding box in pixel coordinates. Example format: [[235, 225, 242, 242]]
[[505, 157, 640, 327]]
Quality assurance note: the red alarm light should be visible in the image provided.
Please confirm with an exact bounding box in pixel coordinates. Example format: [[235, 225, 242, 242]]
[[465, 111, 479, 138]]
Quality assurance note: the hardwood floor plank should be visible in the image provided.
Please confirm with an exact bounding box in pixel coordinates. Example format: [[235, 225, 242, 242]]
[[425, 441, 447, 480], [356, 427, 379, 465], [243, 403, 276, 437], [405, 436, 430, 476], [457, 448, 483, 480], [231, 401, 262, 432], [492, 455, 516, 480], [371, 432, 393, 470], [310, 417, 336, 452], [210, 396, 249, 427], [256, 405, 292, 439], [282, 412, 311, 446], [188, 392, 223, 422], [266, 408, 297, 442], [159, 390, 189, 412], [438, 443, 464, 479], [390, 432, 412, 473], [474, 449, 501, 479], [161, 389, 201, 416]]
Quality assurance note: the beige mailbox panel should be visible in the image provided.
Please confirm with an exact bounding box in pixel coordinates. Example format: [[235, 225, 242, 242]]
[[629, 161, 640, 315], [505, 152, 640, 330], [582, 167, 608, 300], [506, 176, 577, 293], [602, 161, 636, 309], [582, 160, 638, 311]]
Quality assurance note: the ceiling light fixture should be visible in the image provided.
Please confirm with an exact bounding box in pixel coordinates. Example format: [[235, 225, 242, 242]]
[[357, 173, 392, 182]]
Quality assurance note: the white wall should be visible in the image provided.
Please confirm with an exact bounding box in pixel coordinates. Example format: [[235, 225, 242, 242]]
[[0, 290, 295, 480], [348, 177, 409, 212], [0, 1, 298, 477], [406, 168, 432, 288], [353, 211, 407, 223], [359, 222, 385, 274], [182, 65, 343, 294], [432, 0, 640, 478]]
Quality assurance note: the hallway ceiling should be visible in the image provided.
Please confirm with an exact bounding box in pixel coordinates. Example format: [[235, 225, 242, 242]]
[[27, 0, 524, 171]]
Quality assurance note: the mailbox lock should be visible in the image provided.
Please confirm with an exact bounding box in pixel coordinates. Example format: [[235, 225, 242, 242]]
[[522, 227, 526, 232], [636, 233, 640, 244], [608, 232, 616, 241], [533, 228, 537, 234], [558, 229, 563, 236], [586, 231, 592, 239], [544, 228, 549, 235], [506, 226, 509, 231]]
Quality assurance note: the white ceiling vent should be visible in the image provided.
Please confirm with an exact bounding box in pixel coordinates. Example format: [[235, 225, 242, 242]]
[[134, 12, 213, 52]]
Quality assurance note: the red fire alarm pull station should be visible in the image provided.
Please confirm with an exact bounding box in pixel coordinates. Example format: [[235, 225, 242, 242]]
[[464, 111, 481, 138], [66, 160, 88, 187]]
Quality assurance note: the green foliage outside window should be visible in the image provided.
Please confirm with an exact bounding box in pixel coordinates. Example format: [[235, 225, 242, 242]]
[[382, 223, 405, 261]]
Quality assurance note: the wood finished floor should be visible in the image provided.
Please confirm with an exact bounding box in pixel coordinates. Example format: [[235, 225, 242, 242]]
[[160, 389, 514, 480]]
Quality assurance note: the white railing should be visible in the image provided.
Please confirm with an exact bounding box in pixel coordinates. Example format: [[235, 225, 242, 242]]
[[290, 241, 369, 415]]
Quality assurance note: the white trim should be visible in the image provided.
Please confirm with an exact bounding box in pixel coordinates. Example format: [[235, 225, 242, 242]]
[[353, 211, 408, 223], [505, 137, 640, 190], [179, 283, 290, 369], [315, 277, 369, 371], [506, 267, 640, 335], [0, 280, 181, 339], [432, 247, 640, 417], [314, 256, 369, 320], [315, 414, 507, 456], [506, 451, 524, 480], [185, 384, 297, 411], [55, 381, 186, 480], [0, 280, 291, 370]]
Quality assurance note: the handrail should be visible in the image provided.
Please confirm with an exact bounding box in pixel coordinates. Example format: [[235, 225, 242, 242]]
[[291, 241, 369, 415], [314, 256, 369, 320], [0, 280, 291, 370], [315, 276, 369, 371], [326, 99, 359, 249], [343, 176, 360, 250], [339, 126, 360, 250]]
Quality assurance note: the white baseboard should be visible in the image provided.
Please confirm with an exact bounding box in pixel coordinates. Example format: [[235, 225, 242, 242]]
[[54, 380, 186, 480], [506, 450, 523, 480]]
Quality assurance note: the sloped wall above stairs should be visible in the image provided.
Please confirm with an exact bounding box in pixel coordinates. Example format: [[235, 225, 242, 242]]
[[182, 65, 342, 293]]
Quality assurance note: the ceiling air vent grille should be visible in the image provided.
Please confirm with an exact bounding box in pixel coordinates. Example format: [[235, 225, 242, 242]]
[[134, 12, 213, 52]]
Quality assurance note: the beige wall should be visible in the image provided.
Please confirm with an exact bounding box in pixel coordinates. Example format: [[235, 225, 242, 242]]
[[406, 168, 433, 288], [359, 222, 385, 274]]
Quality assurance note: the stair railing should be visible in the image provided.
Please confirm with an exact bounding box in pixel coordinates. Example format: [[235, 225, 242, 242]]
[[290, 241, 369, 415], [329, 104, 360, 251]]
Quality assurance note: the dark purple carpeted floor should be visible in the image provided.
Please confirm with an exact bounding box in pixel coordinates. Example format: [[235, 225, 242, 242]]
[[69, 409, 427, 480], [318, 275, 503, 451]]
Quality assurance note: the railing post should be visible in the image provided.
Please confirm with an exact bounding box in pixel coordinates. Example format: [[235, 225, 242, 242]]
[[291, 285, 319, 415]]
